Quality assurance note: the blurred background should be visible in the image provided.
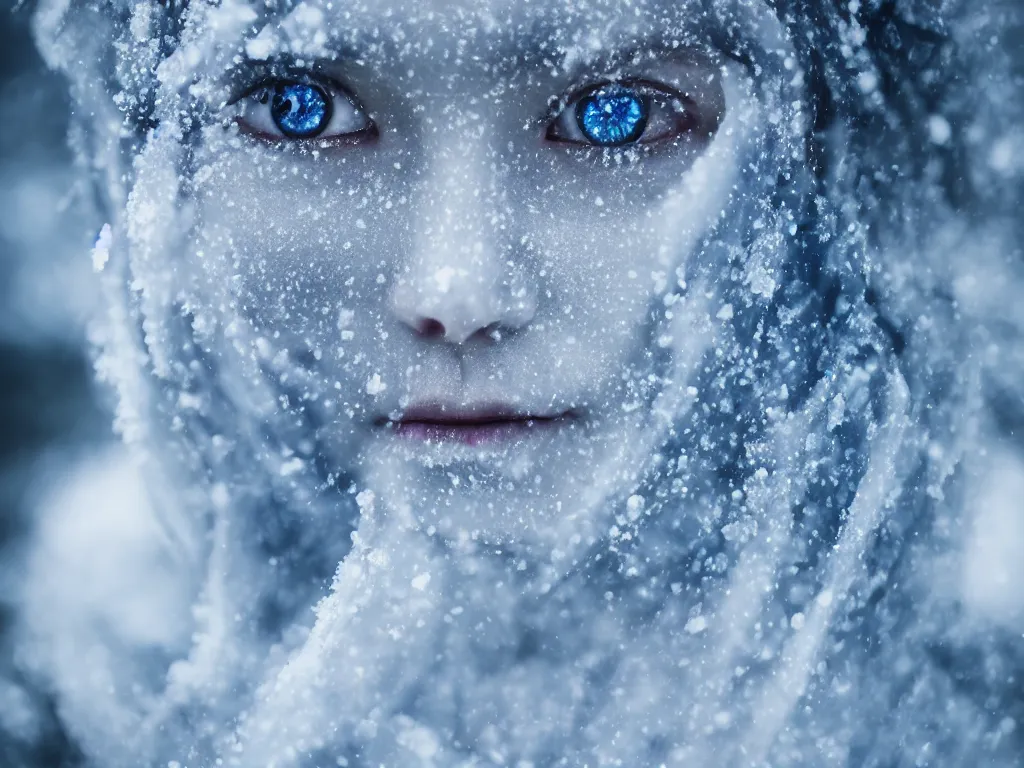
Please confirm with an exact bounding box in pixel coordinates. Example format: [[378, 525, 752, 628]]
[[0, 0, 106, 533], [0, 5, 105, 756], [0, 2, 110, 761]]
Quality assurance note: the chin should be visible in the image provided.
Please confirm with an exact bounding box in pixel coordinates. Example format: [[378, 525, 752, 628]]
[[358, 412, 644, 558]]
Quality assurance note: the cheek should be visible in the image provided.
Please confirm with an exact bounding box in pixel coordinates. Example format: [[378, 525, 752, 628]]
[[188, 116, 737, 398], [515, 161, 719, 369], [192, 145, 411, 343]]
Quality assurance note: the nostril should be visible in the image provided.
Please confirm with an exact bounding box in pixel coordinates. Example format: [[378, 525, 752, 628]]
[[417, 318, 446, 339]]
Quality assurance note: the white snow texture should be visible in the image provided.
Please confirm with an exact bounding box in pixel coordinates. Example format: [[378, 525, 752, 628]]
[[5, 0, 1024, 766]]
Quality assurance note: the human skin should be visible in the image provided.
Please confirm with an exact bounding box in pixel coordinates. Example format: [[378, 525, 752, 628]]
[[189, 0, 765, 562]]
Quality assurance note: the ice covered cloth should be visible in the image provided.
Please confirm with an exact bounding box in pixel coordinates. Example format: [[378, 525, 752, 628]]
[[2, 0, 1023, 766]]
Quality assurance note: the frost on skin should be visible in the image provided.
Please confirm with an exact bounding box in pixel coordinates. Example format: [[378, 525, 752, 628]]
[[9, 0, 1024, 766]]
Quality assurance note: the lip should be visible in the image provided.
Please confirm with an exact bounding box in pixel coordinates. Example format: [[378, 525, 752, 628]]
[[378, 403, 575, 446]]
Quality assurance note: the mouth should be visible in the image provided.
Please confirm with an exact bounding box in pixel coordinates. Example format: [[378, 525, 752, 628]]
[[377, 404, 576, 446]]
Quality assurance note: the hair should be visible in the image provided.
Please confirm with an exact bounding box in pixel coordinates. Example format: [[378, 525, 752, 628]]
[[6, 0, 1024, 765]]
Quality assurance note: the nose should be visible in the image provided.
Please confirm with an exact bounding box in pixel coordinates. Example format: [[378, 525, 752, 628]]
[[390, 131, 537, 345]]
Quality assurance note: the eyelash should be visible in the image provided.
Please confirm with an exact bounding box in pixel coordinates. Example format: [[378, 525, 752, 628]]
[[232, 75, 700, 149]]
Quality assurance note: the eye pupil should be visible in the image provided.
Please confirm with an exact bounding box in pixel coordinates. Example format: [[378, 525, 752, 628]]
[[270, 83, 330, 139], [576, 86, 649, 146]]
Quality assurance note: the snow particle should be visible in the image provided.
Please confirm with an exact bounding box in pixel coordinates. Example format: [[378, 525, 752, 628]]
[[685, 615, 708, 634], [411, 573, 431, 591], [927, 115, 952, 145], [91, 224, 112, 272]]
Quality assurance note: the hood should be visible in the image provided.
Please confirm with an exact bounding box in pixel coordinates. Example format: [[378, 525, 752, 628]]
[[8, 0, 1024, 765]]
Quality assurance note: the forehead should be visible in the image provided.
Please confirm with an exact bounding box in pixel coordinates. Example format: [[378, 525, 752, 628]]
[[255, 0, 712, 57]]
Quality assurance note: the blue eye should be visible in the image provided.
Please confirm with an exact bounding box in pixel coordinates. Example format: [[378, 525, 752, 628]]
[[270, 82, 331, 139], [234, 78, 374, 143], [576, 86, 649, 146], [545, 80, 706, 149]]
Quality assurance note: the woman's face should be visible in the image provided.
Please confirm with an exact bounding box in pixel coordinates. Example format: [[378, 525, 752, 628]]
[[191, 0, 757, 554]]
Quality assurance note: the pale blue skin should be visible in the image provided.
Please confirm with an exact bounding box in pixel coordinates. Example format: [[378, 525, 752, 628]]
[[192, 0, 750, 557]]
